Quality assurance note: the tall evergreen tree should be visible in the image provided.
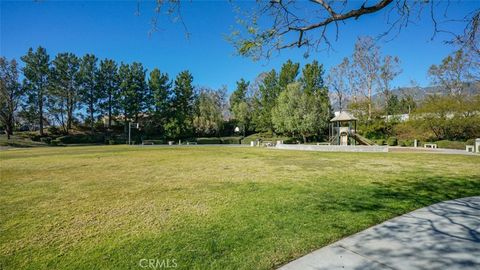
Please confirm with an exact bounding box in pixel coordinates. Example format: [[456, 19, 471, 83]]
[[166, 70, 195, 139], [21, 47, 50, 135], [118, 62, 148, 127], [252, 69, 280, 132], [230, 79, 251, 135], [278, 60, 300, 88], [0, 57, 23, 139], [49, 53, 80, 133], [300, 60, 331, 137], [97, 59, 119, 129], [148, 68, 170, 119], [229, 78, 249, 110], [79, 54, 99, 132]]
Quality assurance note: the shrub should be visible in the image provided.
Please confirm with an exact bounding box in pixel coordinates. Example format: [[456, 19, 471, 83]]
[[399, 139, 413, 147], [221, 137, 242, 144], [196, 138, 222, 144], [47, 126, 63, 135], [56, 134, 104, 144], [387, 137, 398, 146], [375, 139, 386, 145], [465, 139, 476, 145], [435, 140, 466, 150], [40, 137, 52, 144]]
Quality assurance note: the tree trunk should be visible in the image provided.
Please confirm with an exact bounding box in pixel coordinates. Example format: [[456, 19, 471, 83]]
[[39, 98, 44, 136], [67, 106, 73, 134], [302, 133, 307, 144], [90, 102, 94, 133], [5, 121, 12, 140], [108, 95, 112, 129]]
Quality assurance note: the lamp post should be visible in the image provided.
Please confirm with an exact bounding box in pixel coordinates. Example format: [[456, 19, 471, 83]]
[[128, 122, 139, 145]]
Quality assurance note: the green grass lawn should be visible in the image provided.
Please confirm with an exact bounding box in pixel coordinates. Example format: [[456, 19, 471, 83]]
[[1, 146, 479, 269]]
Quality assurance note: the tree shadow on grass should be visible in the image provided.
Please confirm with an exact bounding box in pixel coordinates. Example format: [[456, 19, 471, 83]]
[[303, 175, 480, 270]]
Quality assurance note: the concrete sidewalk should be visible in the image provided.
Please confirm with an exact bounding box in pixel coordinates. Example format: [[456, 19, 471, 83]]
[[279, 196, 480, 270]]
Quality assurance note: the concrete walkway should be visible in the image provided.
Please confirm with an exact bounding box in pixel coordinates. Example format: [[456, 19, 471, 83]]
[[279, 196, 480, 270]]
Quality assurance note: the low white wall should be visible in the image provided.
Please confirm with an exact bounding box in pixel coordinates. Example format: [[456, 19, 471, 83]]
[[275, 144, 388, 153]]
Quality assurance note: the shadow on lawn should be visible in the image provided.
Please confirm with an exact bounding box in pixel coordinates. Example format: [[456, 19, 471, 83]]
[[339, 196, 480, 270], [308, 175, 480, 269], [318, 174, 480, 217]]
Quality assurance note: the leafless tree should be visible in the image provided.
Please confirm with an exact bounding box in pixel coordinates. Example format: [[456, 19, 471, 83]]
[[327, 57, 351, 112], [352, 36, 381, 120], [379, 55, 402, 115], [428, 49, 474, 96]]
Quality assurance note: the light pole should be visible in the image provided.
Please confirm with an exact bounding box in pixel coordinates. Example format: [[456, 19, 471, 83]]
[[128, 122, 139, 145]]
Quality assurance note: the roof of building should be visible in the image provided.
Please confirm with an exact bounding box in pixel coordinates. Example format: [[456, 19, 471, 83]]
[[330, 111, 357, 122]]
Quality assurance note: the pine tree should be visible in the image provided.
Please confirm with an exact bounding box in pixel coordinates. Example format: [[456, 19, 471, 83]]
[[49, 53, 80, 133], [79, 54, 99, 132], [97, 59, 119, 129], [252, 69, 279, 133], [166, 70, 195, 139], [0, 57, 23, 139], [21, 47, 50, 136], [278, 60, 300, 88]]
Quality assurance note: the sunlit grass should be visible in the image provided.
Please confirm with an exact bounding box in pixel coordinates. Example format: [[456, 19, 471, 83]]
[[1, 146, 479, 269]]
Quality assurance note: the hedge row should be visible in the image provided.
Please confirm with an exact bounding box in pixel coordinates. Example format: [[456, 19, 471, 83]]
[[195, 137, 242, 144]]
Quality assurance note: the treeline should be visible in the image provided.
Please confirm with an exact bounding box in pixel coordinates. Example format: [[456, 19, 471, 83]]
[[326, 36, 479, 141], [230, 60, 331, 142], [0, 47, 331, 142], [1, 38, 478, 144]]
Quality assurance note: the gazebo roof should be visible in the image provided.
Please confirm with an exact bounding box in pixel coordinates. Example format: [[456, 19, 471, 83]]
[[330, 111, 357, 122]]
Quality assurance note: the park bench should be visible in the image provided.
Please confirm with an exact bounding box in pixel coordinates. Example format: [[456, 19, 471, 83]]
[[424, 143, 437, 149], [142, 140, 155, 145]]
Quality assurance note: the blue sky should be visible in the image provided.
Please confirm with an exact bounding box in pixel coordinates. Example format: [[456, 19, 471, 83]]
[[1, 0, 476, 92]]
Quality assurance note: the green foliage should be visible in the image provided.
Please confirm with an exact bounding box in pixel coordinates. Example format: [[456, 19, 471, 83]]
[[196, 137, 222, 144], [54, 134, 105, 144], [229, 78, 249, 109], [39, 137, 52, 144], [21, 47, 50, 135], [278, 60, 299, 88], [0, 57, 23, 139], [387, 137, 398, 146], [410, 94, 480, 140], [193, 88, 225, 136], [435, 140, 467, 149], [97, 59, 119, 129], [398, 139, 413, 147], [49, 53, 80, 133], [375, 139, 386, 145], [272, 83, 330, 143], [79, 54, 99, 131], [47, 125, 63, 135], [220, 136, 242, 144], [166, 71, 195, 139], [118, 62, 148, 124], [428, 49, 473, 95], [252, 69, 280, 132], [148, 68, 171, 134]]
